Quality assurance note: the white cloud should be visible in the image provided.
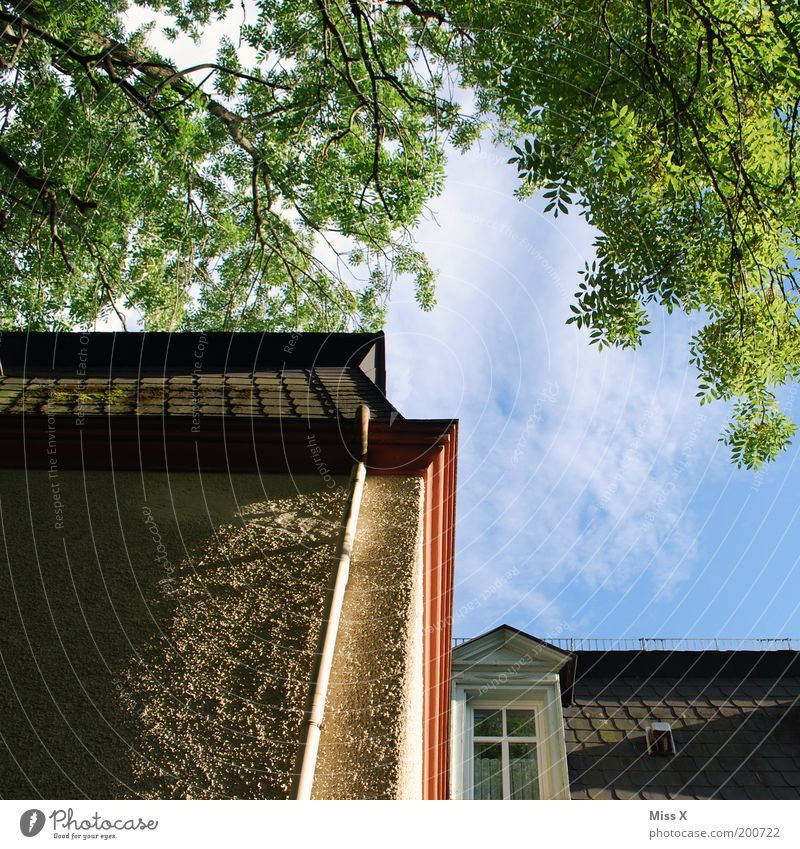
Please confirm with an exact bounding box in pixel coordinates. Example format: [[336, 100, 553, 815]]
[[386, 143, 730, 639]]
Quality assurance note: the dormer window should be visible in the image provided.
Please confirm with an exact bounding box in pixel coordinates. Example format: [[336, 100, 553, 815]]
[[450, 626, 572, 800]]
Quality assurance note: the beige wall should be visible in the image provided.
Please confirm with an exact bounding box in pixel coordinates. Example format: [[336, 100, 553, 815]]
[[312, 475, 425, 800], [0, 468, 424, 800]]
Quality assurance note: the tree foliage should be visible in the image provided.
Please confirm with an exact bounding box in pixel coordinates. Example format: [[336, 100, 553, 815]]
[[1, 0, 800, 466], [466, 0, 800, 468], [0, 0, 463, 331]]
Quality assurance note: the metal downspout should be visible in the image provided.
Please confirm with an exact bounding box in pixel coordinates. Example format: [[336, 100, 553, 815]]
[[291, 405, 370, 800]]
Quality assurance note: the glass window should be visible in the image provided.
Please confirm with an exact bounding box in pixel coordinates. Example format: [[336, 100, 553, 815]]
[[508, 743, 539, 800], [473, 742, 503, 800], [506, 709, 536, 737], [473, 708, 503, 737], [471, 705, 540, 800]]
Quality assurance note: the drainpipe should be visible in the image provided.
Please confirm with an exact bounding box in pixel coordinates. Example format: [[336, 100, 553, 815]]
[[292, 404, 370, 800]]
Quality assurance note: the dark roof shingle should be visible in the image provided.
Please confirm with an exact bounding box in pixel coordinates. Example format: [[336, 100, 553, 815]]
[[565, 651, 800, 800]]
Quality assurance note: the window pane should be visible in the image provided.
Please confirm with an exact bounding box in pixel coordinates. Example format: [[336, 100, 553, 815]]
[[473, 742, 503, 800], [506, 709, 536, 737], [508, 743, 539, 800], [473, 708, 503, 737]]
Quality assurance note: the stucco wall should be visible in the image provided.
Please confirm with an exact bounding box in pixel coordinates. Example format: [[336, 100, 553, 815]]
[[312, 475, 425, 800], [0, 468, 424, 800]]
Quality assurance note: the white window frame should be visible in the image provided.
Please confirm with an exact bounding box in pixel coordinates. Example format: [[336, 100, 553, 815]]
[[451, 676, 570, 800], [469, 698, 543, 800]]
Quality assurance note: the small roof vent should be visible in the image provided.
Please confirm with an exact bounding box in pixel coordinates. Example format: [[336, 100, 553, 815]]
[[646, 721, 676, 756]]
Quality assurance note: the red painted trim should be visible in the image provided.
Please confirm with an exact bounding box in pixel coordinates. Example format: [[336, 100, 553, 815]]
[[431, 451, 445, 797], [0, 411, 458, 799], [421, 428, 457, 800]]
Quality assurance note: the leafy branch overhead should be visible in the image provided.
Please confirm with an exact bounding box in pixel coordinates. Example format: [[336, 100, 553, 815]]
[[471, 1, 800, 468], [1, 0, 799, 467], [0, 0, 465, 332]]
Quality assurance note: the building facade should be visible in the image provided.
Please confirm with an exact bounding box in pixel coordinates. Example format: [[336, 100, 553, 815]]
[[451, 626, 800, 800], [0, 331, 457, 800]]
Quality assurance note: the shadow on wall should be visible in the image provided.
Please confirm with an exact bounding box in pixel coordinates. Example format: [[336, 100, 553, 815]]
[[0, 471, 346, 800]]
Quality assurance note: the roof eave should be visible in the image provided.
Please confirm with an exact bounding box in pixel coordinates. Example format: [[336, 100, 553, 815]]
[[0, 330, 387, 383], [0, 413, 456, 476]]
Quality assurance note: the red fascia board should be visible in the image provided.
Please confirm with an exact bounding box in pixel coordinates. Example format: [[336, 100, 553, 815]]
[[0, 414, 455, 476]]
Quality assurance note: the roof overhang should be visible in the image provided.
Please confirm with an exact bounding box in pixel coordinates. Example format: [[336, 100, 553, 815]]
[[0, 414, 451, 475], [0, 330, 387, 392]]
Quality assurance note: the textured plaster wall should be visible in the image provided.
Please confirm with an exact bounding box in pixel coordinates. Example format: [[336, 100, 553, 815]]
[[312, 475, 425, 800], [0, 470, 348, 799], [0, 468, 425, 800]]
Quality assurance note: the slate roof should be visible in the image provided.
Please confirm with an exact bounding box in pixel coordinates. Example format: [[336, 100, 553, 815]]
[[564, 650, 800, 800], [0, 332, 398, 422]]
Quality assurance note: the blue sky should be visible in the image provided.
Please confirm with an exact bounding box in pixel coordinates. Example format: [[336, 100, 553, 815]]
[[384, 143, 800, 643], [124, 5, 800, 644]]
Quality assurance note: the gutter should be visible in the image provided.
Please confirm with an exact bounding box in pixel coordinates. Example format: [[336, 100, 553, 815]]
[[291, 405, 370, 800]]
